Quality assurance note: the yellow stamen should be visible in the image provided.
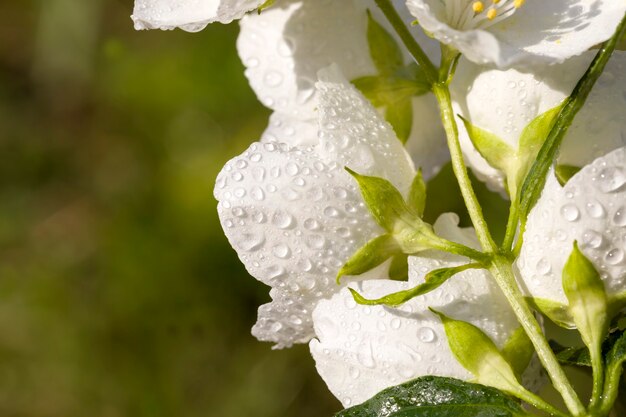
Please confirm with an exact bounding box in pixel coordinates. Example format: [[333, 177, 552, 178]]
[[514, 0, 525, 8], [472, 1, 484, 13], [492, 0, 501, 3], [487, 8, 497, 20]]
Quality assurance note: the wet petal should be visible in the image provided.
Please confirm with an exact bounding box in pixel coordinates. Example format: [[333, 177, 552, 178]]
[[132, 0, 264, 31], [310, 215, 520, 407], [518, 147, 626, 303], [452, 51, 626, 191], [407, 0, 626, 68]]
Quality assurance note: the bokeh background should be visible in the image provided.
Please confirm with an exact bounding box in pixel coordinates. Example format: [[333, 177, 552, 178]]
[[0, 1, 343, 415], [1, 1, 582, 416]]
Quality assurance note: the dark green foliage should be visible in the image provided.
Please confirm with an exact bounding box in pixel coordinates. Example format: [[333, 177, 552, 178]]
[[335, 377, 527, 417]]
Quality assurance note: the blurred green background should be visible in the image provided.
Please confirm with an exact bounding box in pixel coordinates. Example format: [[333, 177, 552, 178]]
[[0, 1, 342, 416]]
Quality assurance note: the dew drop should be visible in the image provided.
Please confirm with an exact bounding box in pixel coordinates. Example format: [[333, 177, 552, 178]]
[[560, 204, 580, 222], [613, 207, 626, 227], [263, 70, 283, 87], [390, 318, 401, 330], [417, 327, 436, 343], [597, 167, 626, 193], [536, 258, 551, 275], [582, 229, 604, 249], [272, 210, 295, 229], [272, 244, 291, 259], [250, 186, 265, 201], [304, 218, 321, 230], [323, 206, 341, 218], [605, 248, 624, 265], [236, 233, 265, 252], [585, 200, 606, 219]]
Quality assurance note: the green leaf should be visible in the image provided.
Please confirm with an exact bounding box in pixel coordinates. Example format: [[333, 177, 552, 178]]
[[526, 297, 575, 329], [555, 164, 581, 186], [550, 341, 591, 367], [335, 376, 527, 417], [408, 169, 426, 217], [337, 234, 398, 283], [350, 264, 478, 307], [386, 98, 413, 144], [345, 167, 417, 232], [389, 254, 409, 281], [550, 329, 626, 368], [366, 10, 403, 75], [432, 310, 524, 396], [501, 327, 534, 378], [518, 16, 626, 226], [603, 329, 626, 409], [562, 242, 609, 357], [459, 116, 515, 174]]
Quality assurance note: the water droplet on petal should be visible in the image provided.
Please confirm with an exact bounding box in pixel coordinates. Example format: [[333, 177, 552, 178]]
[[417, 327, 436, 343]]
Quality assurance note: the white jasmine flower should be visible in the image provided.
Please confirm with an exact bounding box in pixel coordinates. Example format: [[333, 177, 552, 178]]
[[451, 51, 626, 192], [517, 146, 626, 304], [132, 0, 265, 31], [310, 214, 543, 407], [406, 0, 626, 67], [214, 67, 415, 348], [237, 0, 448, 177]]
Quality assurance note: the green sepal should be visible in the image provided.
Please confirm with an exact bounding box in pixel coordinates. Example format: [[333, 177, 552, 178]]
[[257, 0, 275, 13], [335, 376, 527, 417], [408, 169, 426, 217], [501, 327, 534, 378], [350, 263, 479, 307], [526, 297, 575, 329], [366, 9, 403, 75], [562, 242, 609, 357], [345, 167, 416, 232], [514, 105, 563, 194], [431, 309, 525, 396], [385, 98, 412, 144], [337, 234, 398, 283], [352, 74, 427, 108], [389, 254, 409, 281], [459, 116, 515, 175], [555, 164, 581, 186]]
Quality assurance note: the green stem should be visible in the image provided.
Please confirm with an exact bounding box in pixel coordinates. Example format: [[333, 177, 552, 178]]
[[599, 364, 625, 416], [489, 256, 586, 417], [514, 388, 569, 417], [373, 0, 438, 84], [428, 236, 490, 265], [502, 201, 519, 252], [589, 345, 605, 411], [432, 85, 496, 251]]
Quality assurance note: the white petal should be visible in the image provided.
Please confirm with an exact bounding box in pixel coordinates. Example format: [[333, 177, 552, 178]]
[[214, 142, 384, 348], [407, 0, 626, 67], [517, 147, 626, 304], [238, 0, 447, 174], [132, 0, 264, 31], [260, 112, 318, 147], [316, 66, 416, 194], [310, 216, 520, 407], [406, 95, 450, 178], [452, 51, 626, 192], [237, 0, 374, 119]]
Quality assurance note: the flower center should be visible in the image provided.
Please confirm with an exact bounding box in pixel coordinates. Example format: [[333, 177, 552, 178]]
[[445, 0, 525, 30]]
